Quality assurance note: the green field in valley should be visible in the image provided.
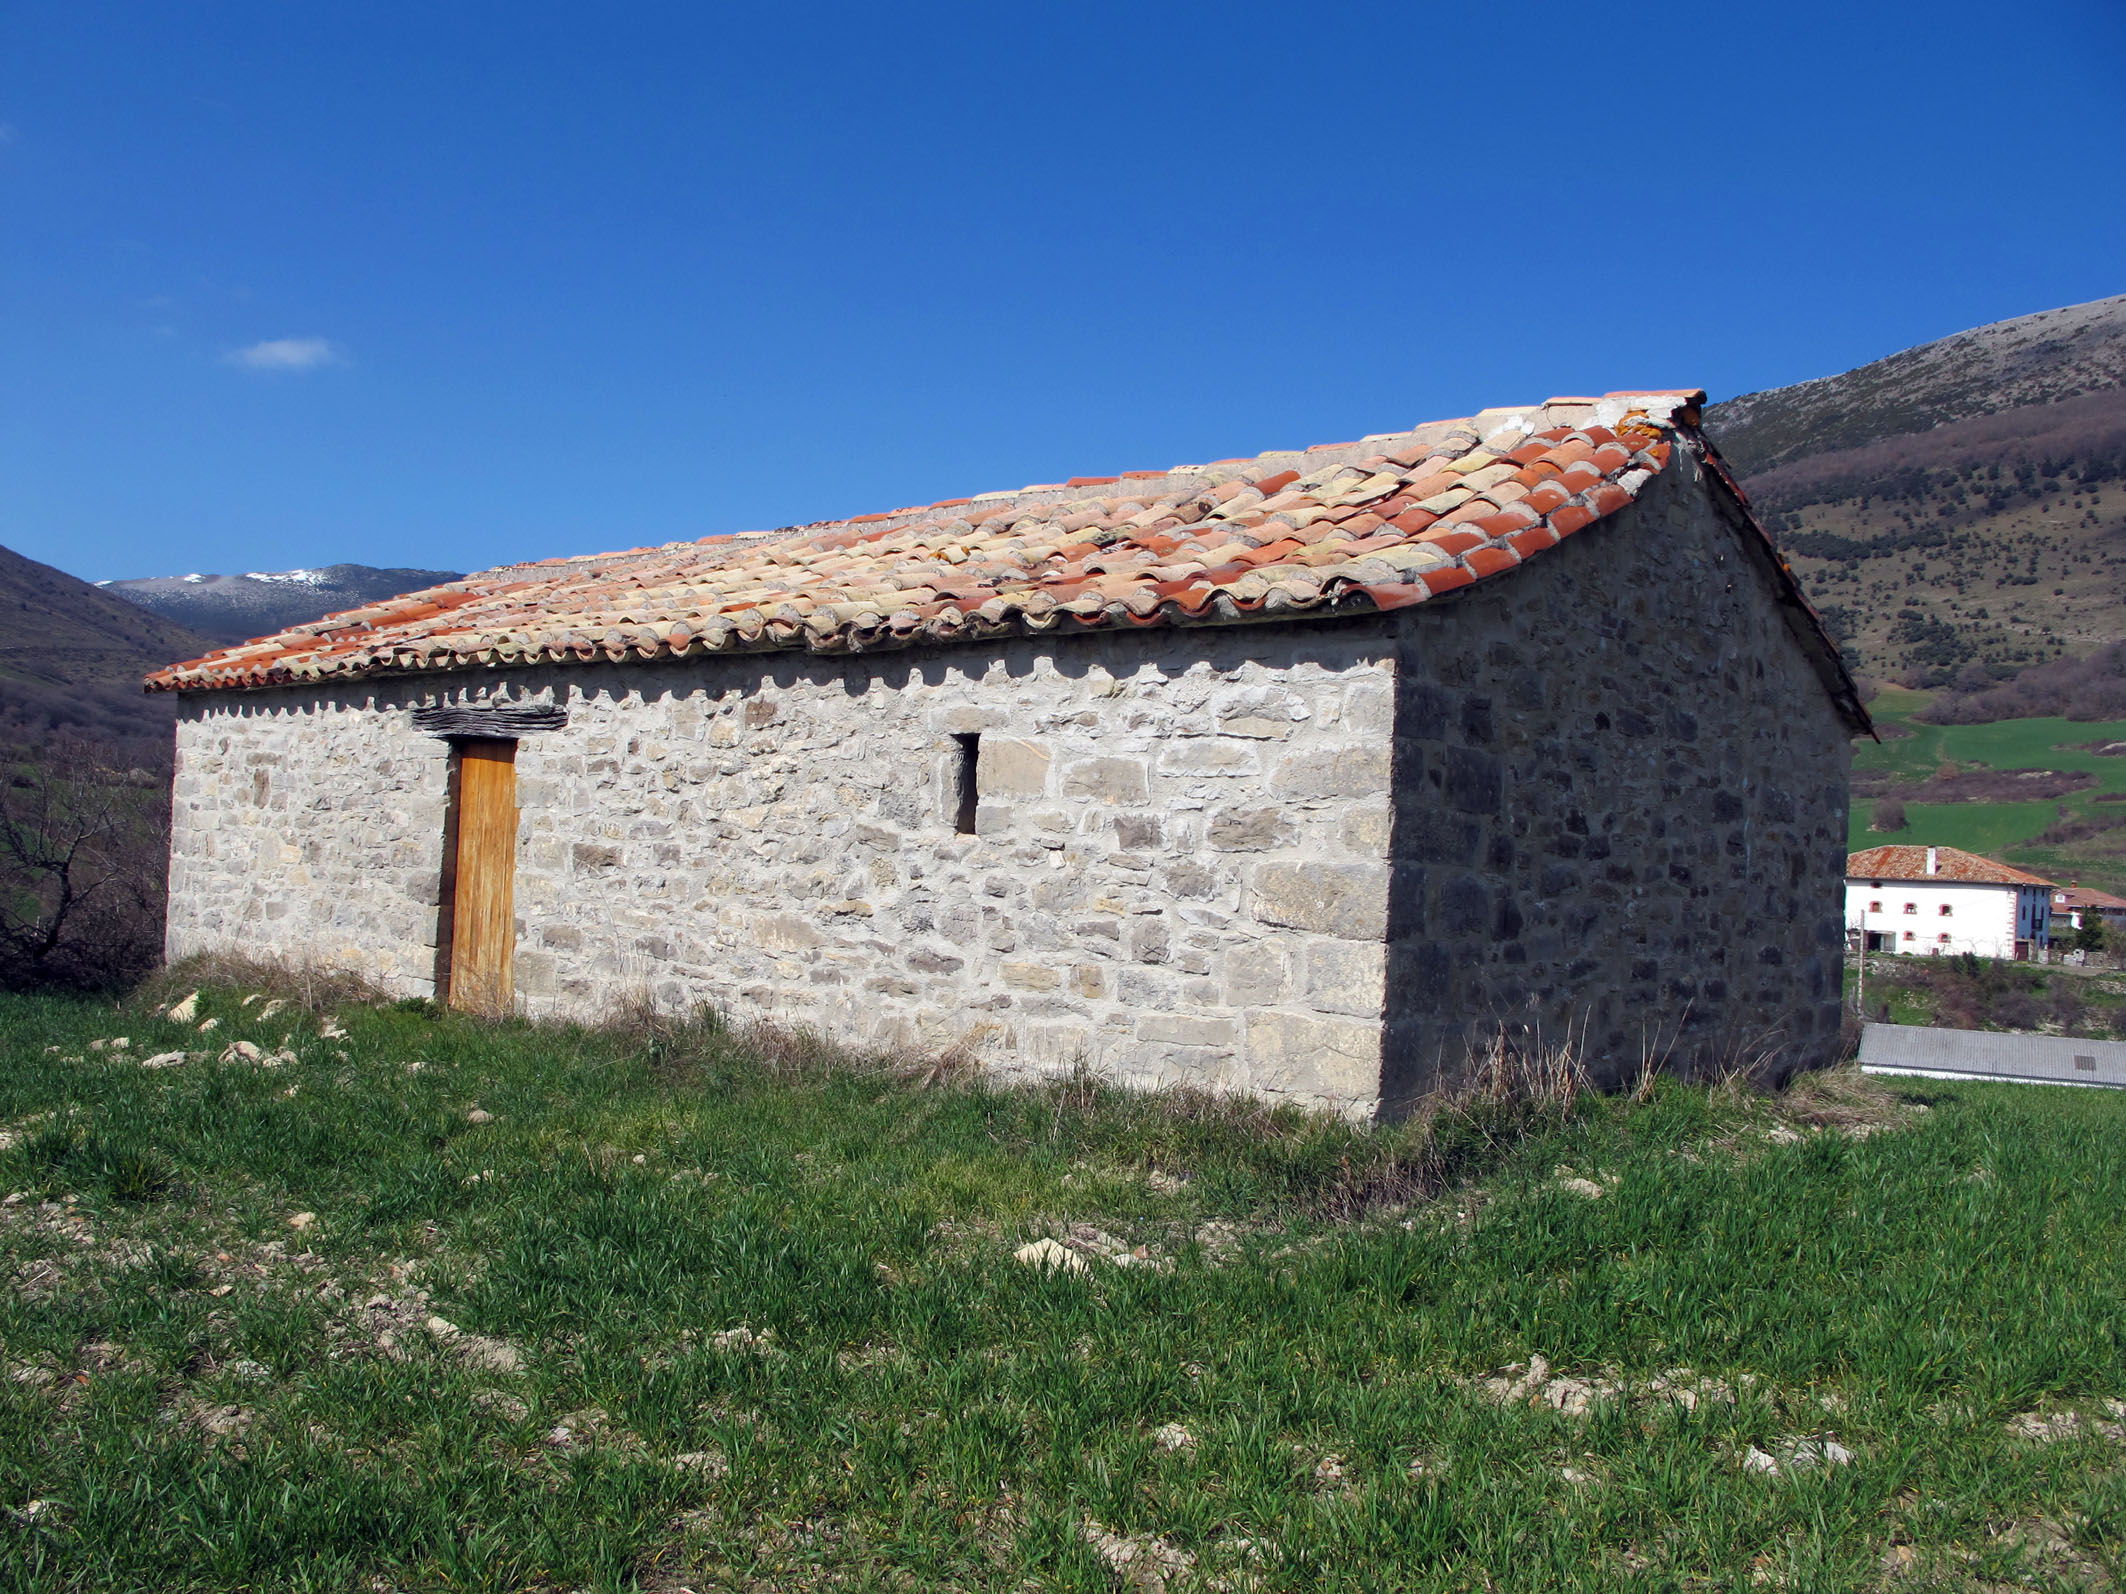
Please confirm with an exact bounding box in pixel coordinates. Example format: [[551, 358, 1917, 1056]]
[[1847, 687, 2126, 891], [6, 974, 2126, 1591]]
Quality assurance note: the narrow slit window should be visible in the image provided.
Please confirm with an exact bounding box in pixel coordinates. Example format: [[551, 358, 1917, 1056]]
[[953, 734, 980, 835]]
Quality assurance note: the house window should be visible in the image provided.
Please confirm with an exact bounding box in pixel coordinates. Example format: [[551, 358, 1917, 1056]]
[[952, 733, 980, 836], [1903, 930, 1916, 941], [1869, 900, 1883, 913], [1937, 932, 1951, 943], [1938, 904, 1952, 916], [1903, 902, 1917, 914]]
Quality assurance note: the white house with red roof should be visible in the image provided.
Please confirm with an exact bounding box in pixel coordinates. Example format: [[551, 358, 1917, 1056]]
[[1846, 845, 2054, 960]]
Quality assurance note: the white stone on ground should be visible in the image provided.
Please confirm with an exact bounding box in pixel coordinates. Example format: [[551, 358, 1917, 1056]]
[[2011, 1410, 2083, 1442], [1014, 1238, 1087, 1275], [1745, 1435, 1855, 1475], [1080, 1518, 1194, 1593], [709, 1325, 775, 1354]]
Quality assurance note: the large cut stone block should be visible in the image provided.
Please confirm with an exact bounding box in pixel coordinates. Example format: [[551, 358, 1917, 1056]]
[[1245, 1010, 1381, 1104], [1305, 938, 1387, 1018], [977, 737, 1052, 798], [1249, 862, 1390, 941], [1221, 937, 1292, 1005], [753, 912, 822, 952], [1269, 745, 1392, 801], [1156, 738, 1262, 776], [1207, 807, 1296, 852], [1136, 1014, 1238, 1046], [1000, 961, 1062, 991], [1061, 757, 1151, 804]]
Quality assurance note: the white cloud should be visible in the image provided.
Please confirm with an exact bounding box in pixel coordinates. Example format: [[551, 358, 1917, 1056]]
[[225, 336, 342, 371]]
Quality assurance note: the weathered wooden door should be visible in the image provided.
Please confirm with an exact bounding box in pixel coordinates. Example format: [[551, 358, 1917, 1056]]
[[446, 738, 518, 1016]]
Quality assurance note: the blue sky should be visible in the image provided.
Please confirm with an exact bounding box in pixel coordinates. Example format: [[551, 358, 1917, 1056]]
[[3, 2, 2123, 584]]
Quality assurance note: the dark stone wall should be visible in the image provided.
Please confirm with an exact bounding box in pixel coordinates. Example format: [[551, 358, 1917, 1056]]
[[1381, 446, 1853, 1108]]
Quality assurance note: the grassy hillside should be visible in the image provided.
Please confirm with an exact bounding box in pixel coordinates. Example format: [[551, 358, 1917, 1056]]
[[1708, 293, 2126, 477], [1704, 294, 2126, 685], [1848, 687, 2126, 891], [6, 980, 2126, 1591]]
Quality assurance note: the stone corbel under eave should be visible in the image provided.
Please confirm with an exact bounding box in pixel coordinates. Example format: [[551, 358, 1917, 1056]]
[[410, 701, 569, 739]]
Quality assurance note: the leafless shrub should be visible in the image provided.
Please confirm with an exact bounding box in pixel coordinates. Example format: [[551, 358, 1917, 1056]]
[[1989, 987, 2041, 1030], [1853, 768, 2096, 804], [1837, 1007, 1865, 1062], [2031, 806, 2126, 847], [1920, 640, 2126, 725], [2048, 983, 2086, 1034], [0, 735, 169, 991]]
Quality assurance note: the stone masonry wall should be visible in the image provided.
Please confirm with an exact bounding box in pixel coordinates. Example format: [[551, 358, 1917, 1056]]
[[166, 699, 453, 994], [169, 624, 1402, 1115], [1379, 446, 1854, 1104]]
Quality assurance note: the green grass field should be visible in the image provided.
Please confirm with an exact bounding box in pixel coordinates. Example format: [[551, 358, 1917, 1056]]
[[1848, 689, 2126, 890], [6, 980, 2126, 1592]]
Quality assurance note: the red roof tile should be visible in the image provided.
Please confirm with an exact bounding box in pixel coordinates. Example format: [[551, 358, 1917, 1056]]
[[142, 389, 1836, 696]]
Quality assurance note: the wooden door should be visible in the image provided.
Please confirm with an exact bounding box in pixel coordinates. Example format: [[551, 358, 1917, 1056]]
[[446, 739, 518, 1016]]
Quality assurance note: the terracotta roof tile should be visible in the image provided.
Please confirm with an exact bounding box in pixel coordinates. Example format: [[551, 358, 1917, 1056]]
[[1845, 846, 2055, 887], [141, 389, 1797, 694]]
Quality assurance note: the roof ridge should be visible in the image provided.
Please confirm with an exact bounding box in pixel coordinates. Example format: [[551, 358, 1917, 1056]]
[[802, 391, 1708, 542], [1846, 843, 2056, 887], [145, 390, 1752, 696]]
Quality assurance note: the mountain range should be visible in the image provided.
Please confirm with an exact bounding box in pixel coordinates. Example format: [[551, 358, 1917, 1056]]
[[103, 563, 462, 645]]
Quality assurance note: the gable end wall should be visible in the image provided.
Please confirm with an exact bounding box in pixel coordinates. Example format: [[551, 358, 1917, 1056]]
[[1380, 448, 1853, 1102]]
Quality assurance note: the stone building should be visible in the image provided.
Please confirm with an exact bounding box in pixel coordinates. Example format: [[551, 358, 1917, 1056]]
[[150, 389, 1869, 1117]]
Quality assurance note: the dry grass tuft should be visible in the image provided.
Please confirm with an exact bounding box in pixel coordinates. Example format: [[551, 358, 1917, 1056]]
[[133, 952, 393, 1019], [596, 993, 988, 1091], [1457, 1025, 1590, 1111], [1776, 1063, 1922, 1133]]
